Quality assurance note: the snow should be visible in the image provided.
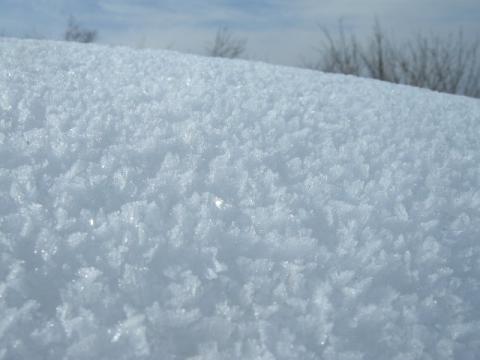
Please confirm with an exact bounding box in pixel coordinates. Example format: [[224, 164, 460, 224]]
[[1, 38, 480, 359]]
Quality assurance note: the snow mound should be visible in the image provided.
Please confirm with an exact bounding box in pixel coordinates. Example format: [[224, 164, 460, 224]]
[[1, 38, 480, 359]]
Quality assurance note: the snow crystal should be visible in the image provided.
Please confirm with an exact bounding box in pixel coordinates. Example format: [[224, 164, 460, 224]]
[[1, 38, 480, 359]]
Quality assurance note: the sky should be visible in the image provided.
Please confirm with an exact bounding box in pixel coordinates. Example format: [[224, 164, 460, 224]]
[[0, 0, 479, 66]]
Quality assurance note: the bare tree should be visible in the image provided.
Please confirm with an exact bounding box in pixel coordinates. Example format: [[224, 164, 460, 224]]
[[206, 27, 246, 59], [398, 31, 480, 97], [64, 16, 97, 43], [304, 21, 362, 76], [361, 20, 399, 83], [305, 21, 480, 98]]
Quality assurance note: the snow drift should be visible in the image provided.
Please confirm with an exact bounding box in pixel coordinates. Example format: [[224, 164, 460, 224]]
[[1, 38, 480, 359]]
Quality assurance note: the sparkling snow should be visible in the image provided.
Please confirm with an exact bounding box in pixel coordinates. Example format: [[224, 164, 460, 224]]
[[1, 38, 480, 359]]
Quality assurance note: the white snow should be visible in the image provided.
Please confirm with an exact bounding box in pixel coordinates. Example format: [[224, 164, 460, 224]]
[[1, 38, 480, 359]]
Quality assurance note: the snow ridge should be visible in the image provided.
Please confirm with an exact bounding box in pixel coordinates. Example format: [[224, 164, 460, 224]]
[[1, 38, 480, 359]]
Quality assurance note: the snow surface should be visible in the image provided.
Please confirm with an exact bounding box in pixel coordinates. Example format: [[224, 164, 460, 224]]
[[1, 38, 480, 359]]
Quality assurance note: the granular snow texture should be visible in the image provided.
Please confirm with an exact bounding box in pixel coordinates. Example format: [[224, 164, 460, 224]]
[[1, 38, 480, 360]]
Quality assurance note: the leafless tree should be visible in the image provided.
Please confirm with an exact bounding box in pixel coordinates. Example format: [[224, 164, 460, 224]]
[[361, 20, 399, 83], [64, 16, 97, 43], [398, 31, 480, 97], [206, 27, 246, 59], [305, 21, 480, 98], [304, 21, 362, 76]]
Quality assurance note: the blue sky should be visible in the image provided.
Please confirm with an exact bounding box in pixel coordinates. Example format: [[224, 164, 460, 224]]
[[1, 0, 479, 65]]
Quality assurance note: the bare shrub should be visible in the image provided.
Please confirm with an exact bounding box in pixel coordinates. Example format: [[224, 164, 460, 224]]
[[206, 27, 246, 59], [305, 21, 362, 76], [64, 16, 97, 43], [398, 32, 480, 97], [305, 21, 480, 98]]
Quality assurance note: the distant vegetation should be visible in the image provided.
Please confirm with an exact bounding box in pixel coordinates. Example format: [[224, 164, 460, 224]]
[[206, 27, 247, 59], [304, 20, 480, 98], [64, 16, 97, 43], [1, 16, 98, 44], [2, 17, 479, 98]]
